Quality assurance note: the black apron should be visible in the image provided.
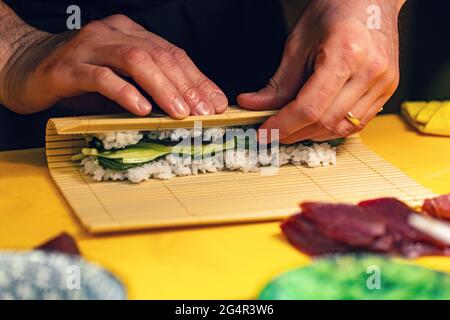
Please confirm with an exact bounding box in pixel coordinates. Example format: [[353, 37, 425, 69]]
[[1, 0, 286, 150]]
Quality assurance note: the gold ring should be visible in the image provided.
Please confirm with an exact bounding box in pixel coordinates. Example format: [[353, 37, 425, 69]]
[[345, 112, 361, 127]]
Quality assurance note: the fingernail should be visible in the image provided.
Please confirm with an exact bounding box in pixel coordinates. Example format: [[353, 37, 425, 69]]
[[138, 99, 152, 114], [209, 92, 228, 112], [195, 101, 214, 115], [173, 97, 190, 117]]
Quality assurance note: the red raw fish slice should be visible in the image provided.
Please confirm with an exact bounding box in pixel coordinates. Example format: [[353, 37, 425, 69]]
[[423, 194, 450, 220], [396, 241, 450, 258], [359, 198, 448, 248], [300, 202, 385, 246], [282, 198, 450, 259], [281, 215, 351, 256], [368, 235, 395, 252]]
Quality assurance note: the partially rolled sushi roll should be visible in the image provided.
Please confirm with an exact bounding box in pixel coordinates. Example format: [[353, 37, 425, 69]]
[[72, 125, 344, 183]]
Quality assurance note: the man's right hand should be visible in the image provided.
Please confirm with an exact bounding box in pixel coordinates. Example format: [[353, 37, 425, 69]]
[[0, 14, 228, 117]]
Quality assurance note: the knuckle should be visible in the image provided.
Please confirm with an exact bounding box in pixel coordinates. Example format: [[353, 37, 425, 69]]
[[270, 115, 295, 138], [122, 47, 148, 67], [151, 46, 176, 67], [196, 77, 213, 90], [117, 83, 137, 98], [337, 41, 366, 76], [267, 73, 283, 94], [266, 75, 291, 106], [335, 125, 357, 137], [93, 67, 114, 83], [341, 39, 366, 62], [108, 14, 131, 24], [278, 126, 294, 139], [298, 104, 322, 123], [317, 47, 352, 80], [82, 20, 107, 35], [336, 61, 352, 80], [311, 82, 335, 106], [317, 120, 337, 135], [367, 56, 389, 79], [169, 47, 189, 63], [181, 83, 200, 102]]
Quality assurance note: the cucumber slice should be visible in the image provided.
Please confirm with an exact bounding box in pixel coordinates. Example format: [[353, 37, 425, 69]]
[[82, 147, 168, 162], [133, 142, 173, 153], [82, 148, 99, 156], [71, 153, 86, 161]]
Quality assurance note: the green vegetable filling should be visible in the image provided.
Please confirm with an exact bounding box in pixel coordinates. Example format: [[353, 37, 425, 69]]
[[75, 136, 345, 171]]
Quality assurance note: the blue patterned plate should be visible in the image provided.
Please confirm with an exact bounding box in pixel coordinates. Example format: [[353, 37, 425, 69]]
[[0, 251, 126, 300]]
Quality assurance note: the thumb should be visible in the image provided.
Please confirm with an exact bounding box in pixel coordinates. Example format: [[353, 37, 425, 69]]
[[238, 50, 307, 110]]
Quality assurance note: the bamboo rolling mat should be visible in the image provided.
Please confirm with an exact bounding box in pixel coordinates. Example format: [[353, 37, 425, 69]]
[[45, 108, 436, 234]]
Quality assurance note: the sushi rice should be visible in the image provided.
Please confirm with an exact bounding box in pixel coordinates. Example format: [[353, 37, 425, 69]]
[[79, 128, 339, 183]]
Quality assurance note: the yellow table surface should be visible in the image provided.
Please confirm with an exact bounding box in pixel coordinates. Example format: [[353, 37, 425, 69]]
[[1, 114, 450, 299]]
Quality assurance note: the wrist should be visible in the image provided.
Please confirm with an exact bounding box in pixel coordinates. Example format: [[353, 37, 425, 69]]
[[308, 0, 406, 14], [307, 0, 404, 32], [0, 29, 46, 108], [0, 8, 48, 106]]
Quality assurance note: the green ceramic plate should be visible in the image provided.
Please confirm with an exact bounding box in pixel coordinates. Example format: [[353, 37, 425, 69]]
[[259, 255, 450, 300]]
